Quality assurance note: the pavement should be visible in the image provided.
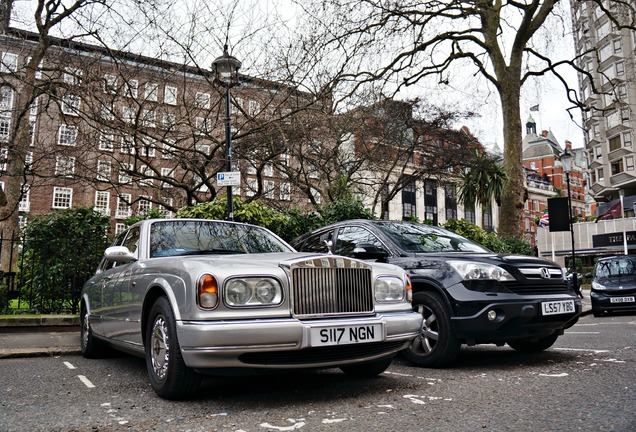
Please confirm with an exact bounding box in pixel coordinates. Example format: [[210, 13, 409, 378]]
[[0, 291, 592, 359]]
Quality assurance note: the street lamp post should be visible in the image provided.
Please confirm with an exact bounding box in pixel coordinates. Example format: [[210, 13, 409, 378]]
[[212, 45, 241, 221], [560, 149, 578, 294]]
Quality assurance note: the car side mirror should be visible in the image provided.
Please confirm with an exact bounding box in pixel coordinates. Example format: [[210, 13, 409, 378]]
[[352, 243, 389, 260], [105, 246, 137, 263], [584, 272, 592, 278]]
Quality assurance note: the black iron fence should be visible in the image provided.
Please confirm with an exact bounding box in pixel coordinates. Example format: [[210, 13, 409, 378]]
[[1, 231, 89, 315]]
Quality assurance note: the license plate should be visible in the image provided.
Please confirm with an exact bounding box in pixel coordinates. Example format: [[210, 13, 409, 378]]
[[541, 300, 576, 316], [610, 296, 635, 303], [310, 324, 383, 347]]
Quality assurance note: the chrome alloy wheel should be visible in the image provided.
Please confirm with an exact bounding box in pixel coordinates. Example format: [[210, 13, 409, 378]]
[[150, 315, 170, 380], [412, 303, 439, 354]]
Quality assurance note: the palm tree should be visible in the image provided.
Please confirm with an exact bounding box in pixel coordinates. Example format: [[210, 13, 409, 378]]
[[458, 150, 508, 228]]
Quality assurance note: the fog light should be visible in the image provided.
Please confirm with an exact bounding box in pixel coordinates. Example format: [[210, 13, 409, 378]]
[[487, 310, 497, 321]]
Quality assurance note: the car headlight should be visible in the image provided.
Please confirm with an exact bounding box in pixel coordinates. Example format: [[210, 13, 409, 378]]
[[591, 280, 606, 290], [448, 261, 515, 282], [224, 277, 283, 307], [374, 276, 406, 302]]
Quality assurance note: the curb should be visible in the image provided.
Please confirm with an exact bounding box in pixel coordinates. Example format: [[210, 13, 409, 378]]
[[0, 347, 81, 359]]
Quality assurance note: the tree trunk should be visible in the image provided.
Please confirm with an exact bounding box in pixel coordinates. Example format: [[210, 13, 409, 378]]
[[498, 79, 526, 239]]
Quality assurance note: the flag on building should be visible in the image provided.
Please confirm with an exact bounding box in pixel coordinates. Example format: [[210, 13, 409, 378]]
[[538, 211, 549, 227], [595, 200, 622, 222], [530, 104, 540, 111]]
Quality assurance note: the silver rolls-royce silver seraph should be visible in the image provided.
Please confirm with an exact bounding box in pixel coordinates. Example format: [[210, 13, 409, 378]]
[[80, 219, 422, 399]]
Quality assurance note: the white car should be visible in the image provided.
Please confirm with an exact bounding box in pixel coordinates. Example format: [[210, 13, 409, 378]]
[[80, 219, 422, 399]]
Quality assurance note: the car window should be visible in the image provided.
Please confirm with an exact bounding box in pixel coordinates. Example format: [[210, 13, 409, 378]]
[[335, 227, 386, 257], [595, 258, 636, 278], [375, 222, 490, 253], [122, 227, 141, 255], [149, 220, 293, 257], [298, 230, 334, 254]]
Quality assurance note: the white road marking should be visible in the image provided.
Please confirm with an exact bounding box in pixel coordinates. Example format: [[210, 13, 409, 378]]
[[539, 373, 569, 377], [566, 332, 600, 334], [554, 348, 610, 353], [77, 375, 95, 388], [63, 362, 76, 369], [259, 420, 305, 430], [322, 418, 347, 424]]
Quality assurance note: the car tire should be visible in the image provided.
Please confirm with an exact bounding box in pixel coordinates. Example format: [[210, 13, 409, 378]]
[[80, 306, 105, 359], [340, 357, 393, 378], [402, 291, 461, 367], [507, 333, 559, 353], [146, 296, 200, 399]]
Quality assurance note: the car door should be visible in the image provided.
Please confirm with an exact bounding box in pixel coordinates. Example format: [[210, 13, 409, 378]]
[[101, 227, 140, 343]]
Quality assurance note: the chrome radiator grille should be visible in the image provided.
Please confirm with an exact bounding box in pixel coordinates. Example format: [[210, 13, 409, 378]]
[[290, 257, 374, 317]]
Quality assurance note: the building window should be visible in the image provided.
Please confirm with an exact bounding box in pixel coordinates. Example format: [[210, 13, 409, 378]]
[[58, 124, 78, 146], [158, 198, 174, 217], [195, 92, 211, 109], [424, 179, 438, 225], [445, 184, 457, 221], [115, 223, 126, 235], [264, 180, 275, 199], [55, 156, 75, 177], [52, 187, 73, 209], [141, 109, 156, 128], [99, 132, 114, 151], [115, 194, 132, 219], [195, 117, 211, 135], [122, 106, 135, 124], [0, 52, 18, 72], [63, 67, 82, 85], [246, 177, 257, 197], [402, 179, 416, 220], [164, 85, 177, 105], [280, 182, 291, 201], [97, 160, 111, 181], [598, 168, 604, 181], [145, 82, 158, 101], [141, 138, 156, 157], [624, 132, 633, 147], [616, 61, 625, 77], [61, 93, 81, 116], [161, 167, 174, 188], [611, 159, 624, 175], [162, 139, 175, 159], [121, 135, 135, 154], [609, 135, 621, 151], [162, 112, 176, 130], [125, 79, 138, 98], [103, 74, 118, 94], [138, 196, 152, 214], [18, 185, 30, 212], [94, 191, 110, 216], [119, 163, 132, 184], [0, 147, 6, 171], [626, 156, 634, 171]]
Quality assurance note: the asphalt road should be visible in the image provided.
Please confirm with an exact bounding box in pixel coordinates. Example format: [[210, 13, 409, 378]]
[[1, 313, 634, 432]]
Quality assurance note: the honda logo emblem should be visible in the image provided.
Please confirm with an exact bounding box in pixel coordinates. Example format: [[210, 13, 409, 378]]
[[540, 268, 551, 279]]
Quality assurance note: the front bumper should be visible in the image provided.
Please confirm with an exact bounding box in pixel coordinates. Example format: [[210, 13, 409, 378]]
[[177, 311, 422, 369], [591, 290, 636, 314], [450, 295, 582, 344]]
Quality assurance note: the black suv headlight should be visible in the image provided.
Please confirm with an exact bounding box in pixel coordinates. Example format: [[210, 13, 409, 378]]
[[448, 261, 515, 282]]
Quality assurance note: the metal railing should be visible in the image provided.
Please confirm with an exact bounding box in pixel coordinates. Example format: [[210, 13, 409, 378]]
[[1, 231, 89, 315]]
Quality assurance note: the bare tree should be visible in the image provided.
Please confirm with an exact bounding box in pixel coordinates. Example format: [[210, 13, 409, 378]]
[[292, 0, 636, 239]]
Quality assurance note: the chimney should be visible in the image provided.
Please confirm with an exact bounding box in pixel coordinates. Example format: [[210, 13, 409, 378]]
[[541, 130, 549, 138], [565, 140, 572, 151]]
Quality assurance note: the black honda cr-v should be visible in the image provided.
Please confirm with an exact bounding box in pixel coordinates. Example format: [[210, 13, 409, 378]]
[[292, 220, 582, 367]]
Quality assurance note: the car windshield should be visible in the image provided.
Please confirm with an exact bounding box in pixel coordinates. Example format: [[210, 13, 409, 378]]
[[149, 220, 293, 258], [375, 222, 491, 253], [595, 257, 636, 278]]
